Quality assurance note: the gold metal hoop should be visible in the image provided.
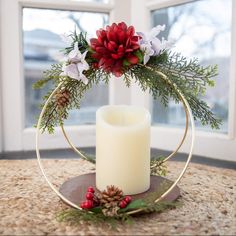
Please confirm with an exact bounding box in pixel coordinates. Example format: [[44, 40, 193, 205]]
[[128, 76, 195, 215], [36, 82, 82, 210], [36, 75, 195, 214]]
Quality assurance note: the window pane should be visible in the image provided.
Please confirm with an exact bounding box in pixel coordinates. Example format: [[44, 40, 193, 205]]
[[151, 0, 231, 133], [23, 8, 109, 128]]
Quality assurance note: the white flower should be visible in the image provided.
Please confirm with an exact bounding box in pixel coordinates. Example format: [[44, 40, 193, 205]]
[[61, 42, 89, 84], [148, 25, 166, 41], [137, 25, 174, 64], [140, 43, 154, 65]]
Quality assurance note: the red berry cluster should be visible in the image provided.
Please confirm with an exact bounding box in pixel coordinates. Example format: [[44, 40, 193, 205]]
[[119, 195, 132, 208], [80, 186, 98, 210]]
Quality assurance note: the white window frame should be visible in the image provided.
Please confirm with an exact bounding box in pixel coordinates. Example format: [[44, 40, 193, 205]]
[[0, 0, 133, 152], [130, 0, 236, 161]]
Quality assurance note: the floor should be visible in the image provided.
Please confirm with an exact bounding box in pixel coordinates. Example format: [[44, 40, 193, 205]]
[[0, 158, 235, 235]]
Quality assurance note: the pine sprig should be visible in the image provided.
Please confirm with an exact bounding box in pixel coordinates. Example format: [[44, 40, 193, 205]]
[[129, 65, 179, 106], [185, 93, 221, 128], [154, 52, 218, 94], [33, 63, 63, 90], [149, 51, 218, 86], [62, 31, 89, 55], [129, 57, 221, 129]]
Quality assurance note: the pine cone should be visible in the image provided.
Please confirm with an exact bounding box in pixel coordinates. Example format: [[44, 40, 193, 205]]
[[55, 89, 71, 108], [98, 185, 123, 206]]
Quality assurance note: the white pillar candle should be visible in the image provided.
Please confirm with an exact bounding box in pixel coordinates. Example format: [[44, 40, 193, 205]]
[[96, 105, 151, 195]]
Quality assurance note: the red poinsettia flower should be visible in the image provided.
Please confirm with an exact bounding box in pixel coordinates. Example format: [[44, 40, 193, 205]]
[[90, 22, 140, 77]]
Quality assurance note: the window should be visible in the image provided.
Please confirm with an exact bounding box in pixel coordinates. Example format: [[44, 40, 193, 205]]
[[151, 0, 231, 133], [23, 8, 109, 127], [1, 0, 236, 160], [1, 0, 114, 151], [140, 0, 236, 161]]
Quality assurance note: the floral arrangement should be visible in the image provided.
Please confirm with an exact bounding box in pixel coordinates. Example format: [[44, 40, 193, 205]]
[[34, 22, 221, 135]]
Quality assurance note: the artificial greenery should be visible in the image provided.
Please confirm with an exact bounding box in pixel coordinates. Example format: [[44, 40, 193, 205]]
[[57, 180, 180, 227], [62, 31, 88, 55], [33, 63, 111, 133], [57, 207, 125, 228], [150, 156, 167, 176], [34, 31, 220, 134], [128, 52, 220, 129], [57, 201, 179, 228]]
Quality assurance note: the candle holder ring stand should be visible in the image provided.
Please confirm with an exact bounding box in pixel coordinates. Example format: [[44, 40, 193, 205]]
[[36, 73, 195, 215]]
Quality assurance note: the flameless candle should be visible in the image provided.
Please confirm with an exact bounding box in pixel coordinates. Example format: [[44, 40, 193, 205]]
[[96, 105, 151, 195]]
